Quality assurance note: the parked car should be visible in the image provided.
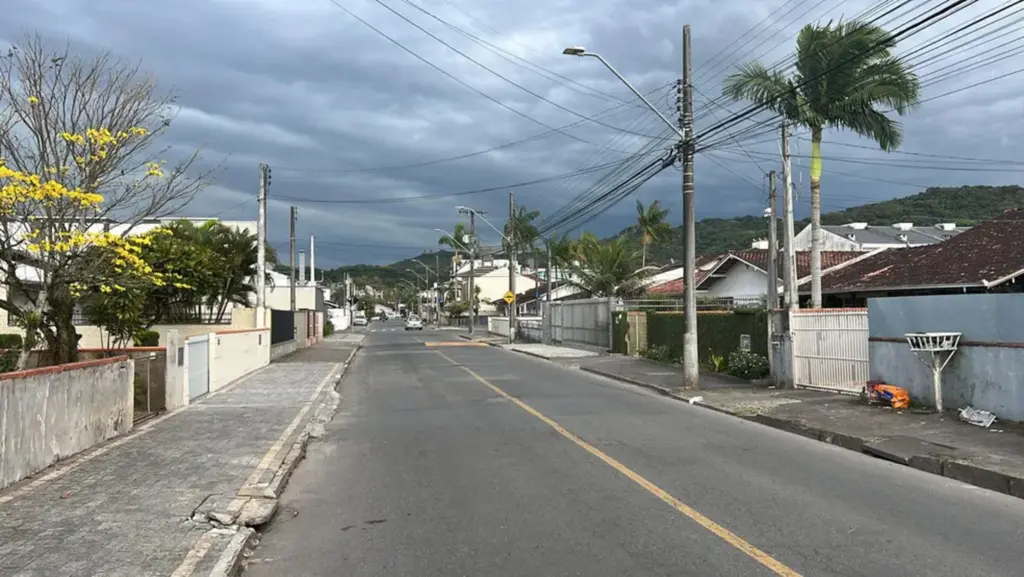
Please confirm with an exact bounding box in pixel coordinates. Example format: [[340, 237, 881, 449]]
[[405, 316, 423, 330], [353, 316, 368, 327]]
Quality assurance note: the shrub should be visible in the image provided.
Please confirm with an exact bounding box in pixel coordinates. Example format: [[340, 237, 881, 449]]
[[133, 330, 160, 347], [612, 311, 629, 353], [0, 333, 23, 373], [726, 349, 770, 380], [708, 350, 727, 373], [324, 319, 335, 337], [640, 344, 674, 363]]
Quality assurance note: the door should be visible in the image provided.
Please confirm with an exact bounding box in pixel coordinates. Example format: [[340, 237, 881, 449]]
[[187, 335, 210, 400]]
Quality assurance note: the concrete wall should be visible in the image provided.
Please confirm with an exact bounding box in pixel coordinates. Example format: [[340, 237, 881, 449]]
[[211, 328, 270, 391], [294, 311, 309, 345], [0, 356, 134, 490], [271, 339, 298, 360], [165, 330, 187, 411], [868, 294, 1024, 421], [74, 312, 254, 349]]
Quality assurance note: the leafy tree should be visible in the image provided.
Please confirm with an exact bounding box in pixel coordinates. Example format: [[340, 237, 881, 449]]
[[723, 20, 920, 306], [0, 35, 211, 363], [634, 200, 671, 268]]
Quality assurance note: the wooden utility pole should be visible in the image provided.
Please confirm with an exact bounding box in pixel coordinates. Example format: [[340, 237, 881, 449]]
[[680, 25, 699, 389], [467, 211, 477, 335]]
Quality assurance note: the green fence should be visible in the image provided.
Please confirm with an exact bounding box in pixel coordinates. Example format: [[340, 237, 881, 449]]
[[645, 310, 768, 364]]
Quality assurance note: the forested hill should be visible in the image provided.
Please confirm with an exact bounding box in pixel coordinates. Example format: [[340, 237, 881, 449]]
[[631, 185, 1024, 263]]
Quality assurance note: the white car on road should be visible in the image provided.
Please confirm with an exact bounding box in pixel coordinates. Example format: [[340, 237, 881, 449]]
[[405, 316, 423, 330], [353, 316, 368, 327]]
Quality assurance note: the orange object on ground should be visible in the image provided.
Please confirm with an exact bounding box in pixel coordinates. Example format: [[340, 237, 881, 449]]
[[866, 381, 911, 409]]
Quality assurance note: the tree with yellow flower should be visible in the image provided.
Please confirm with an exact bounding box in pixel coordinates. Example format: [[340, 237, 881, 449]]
[[0, 35, 214, 366]]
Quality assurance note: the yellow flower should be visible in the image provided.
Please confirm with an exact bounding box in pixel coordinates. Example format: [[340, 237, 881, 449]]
[[27, 96, 39, 105]]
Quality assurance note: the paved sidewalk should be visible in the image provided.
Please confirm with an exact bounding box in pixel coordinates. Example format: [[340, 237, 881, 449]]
[[500, 343, 601, 359], [579, 355, 1024, 500], [0, 337, 357, 577]]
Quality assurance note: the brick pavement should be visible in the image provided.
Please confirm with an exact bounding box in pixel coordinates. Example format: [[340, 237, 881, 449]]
[[0, 339, 355, 577]]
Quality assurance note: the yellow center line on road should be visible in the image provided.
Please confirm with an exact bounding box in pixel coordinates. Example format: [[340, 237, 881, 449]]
[[434, 350, 802, 577]]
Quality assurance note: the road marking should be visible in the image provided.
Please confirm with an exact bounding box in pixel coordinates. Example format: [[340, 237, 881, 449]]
[[423, 341, 488, 347], [434, 350, 802, 577]]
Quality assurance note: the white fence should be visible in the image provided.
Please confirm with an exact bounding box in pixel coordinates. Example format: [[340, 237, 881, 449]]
[[549, 298, 612, 350], [791, 309, 869, 394]]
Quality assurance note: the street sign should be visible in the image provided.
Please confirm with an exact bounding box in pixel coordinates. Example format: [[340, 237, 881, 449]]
[[503, 291, 515, 304]]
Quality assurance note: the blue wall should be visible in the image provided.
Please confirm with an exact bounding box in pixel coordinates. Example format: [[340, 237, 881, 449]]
[[869, 294, 1024, 421]]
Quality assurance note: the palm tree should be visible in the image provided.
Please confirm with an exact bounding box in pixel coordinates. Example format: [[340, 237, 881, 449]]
[[634, 200, 671, 268], [503, 205, 540, 262], [722, 21, 919, 307], [438, 222, 469, 256], [564, 235, 652, 297]]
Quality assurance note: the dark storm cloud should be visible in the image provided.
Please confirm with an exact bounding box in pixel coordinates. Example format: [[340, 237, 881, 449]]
[[2, 0, 1021, 265]]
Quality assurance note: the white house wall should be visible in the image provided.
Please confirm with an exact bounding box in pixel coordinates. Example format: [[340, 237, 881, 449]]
[[793, 226, 861, 251], [706, 262, 769, 299]]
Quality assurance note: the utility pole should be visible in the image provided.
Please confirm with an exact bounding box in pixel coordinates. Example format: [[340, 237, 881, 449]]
[[781, 121, 798, 311], [680, 25, 699, 389], [289, 206, 297, 311], [467, 210, 477, 335], [508, 190, 516, 345], [767, 171, 779, 311], [544, 240, 553, 345], [435, 251, 441, 328], [257, 164, 269, 318]]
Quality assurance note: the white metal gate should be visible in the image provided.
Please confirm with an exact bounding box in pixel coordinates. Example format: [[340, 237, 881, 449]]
[[792, 309, 869, 394], [187, 334, 210, 400], [550, 302, 564, 343]]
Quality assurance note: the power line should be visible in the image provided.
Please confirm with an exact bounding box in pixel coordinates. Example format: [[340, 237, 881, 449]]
[[325, 0, 609, 148], [363, 0, 671, 140], [274, 156, 647, 204]]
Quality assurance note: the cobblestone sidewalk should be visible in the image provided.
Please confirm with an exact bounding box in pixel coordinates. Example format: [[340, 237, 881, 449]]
[[0, 341, 356, 577]]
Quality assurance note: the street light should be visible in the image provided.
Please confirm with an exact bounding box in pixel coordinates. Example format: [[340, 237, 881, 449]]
[[561, 47, 683, 139], [435, 228, 470, 253], [455, 206, 511, 243], [412, 259, 437, 326], [564, 42, 699, 388]]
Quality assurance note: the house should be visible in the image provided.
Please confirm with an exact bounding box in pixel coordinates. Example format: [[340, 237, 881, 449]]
[[263, 269, 327, 312], [647, 249, 870, 307], [791, 221, 968, 252], [810, 209, 1024, 307], [448, 255, 539, 315]]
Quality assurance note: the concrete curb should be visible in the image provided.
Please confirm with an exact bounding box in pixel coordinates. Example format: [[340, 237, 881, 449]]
[[207, 527, 256, 577], [204, 344, 361, 576], [580, 365, 1024, 502]]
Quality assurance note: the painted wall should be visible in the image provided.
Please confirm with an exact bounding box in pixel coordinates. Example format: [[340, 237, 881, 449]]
[[210, 329, 270, 391], [707, 262, 769, 299], [868, 294, 1024, 420], [0, 357, 134, 490]]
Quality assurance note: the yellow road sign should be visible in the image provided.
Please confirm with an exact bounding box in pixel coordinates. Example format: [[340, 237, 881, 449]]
[[503, 291, 515, 304]]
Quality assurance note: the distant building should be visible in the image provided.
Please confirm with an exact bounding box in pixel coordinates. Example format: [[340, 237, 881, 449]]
[[792, 221, 969, 251]]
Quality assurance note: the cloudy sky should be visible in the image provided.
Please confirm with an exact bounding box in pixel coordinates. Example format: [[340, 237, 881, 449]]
[[2, 0, 1022, 267]]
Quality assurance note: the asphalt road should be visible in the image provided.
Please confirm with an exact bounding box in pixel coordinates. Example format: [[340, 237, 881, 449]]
[[245, 325, 1024, 576]]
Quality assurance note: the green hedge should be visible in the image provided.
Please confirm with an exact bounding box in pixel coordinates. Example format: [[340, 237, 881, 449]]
[[646, 310, 767, 365]]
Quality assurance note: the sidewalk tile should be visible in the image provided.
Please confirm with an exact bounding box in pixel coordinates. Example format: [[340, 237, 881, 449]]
[[0, 352, 347, 577]]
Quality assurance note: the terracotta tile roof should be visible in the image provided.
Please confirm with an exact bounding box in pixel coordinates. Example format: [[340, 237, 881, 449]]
[[819, 208, 1024, 292], [646, 249, 863, 295]]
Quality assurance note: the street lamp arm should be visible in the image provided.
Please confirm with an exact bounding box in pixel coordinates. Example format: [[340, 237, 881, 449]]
[[456, 206, 511, 244], [571, 51, 684, 140], [406, 268, 428, 283], [435, 229, 470, 253]]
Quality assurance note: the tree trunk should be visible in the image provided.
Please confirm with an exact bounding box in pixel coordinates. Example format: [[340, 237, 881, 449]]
[[641, 242, 648, 269], [810, 126, 823, 309]]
